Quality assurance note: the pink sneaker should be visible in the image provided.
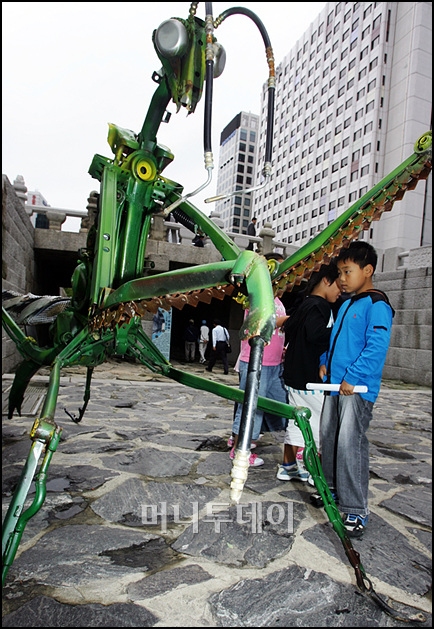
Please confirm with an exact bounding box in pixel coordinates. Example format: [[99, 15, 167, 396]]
[[229, 448, 264, 466], [249, 453, 264, 466]]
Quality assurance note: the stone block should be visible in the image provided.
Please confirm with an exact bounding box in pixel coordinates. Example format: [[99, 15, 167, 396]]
[[386, 347, 416, 369]]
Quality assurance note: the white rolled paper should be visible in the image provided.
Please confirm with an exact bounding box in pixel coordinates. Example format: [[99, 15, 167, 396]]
[[306, 383, 368, 392]]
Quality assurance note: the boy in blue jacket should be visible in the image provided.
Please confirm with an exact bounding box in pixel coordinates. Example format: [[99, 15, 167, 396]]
[[318, 241, 394, 537]]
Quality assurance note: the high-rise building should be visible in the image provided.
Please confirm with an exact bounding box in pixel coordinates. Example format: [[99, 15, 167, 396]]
[[218, 2, 432, 256], [215, 111, 259, 233]]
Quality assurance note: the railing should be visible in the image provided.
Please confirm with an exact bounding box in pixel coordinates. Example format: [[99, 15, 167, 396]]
[[26, 201, 296, 259], [25, 204, 88, 231], [161, 214, 295, 258]]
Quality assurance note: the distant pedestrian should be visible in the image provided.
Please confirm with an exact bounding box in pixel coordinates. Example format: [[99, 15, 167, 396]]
[[184, 319, 199, 362], [192, 234, 205, 247], [206, 319, 229, 374], [246, 217, 257, 251], [198, 319, 209, 364]]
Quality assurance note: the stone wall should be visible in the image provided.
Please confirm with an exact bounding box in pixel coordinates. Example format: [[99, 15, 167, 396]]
[[375, 266, 432, 387], [2, 175, 36, 373]]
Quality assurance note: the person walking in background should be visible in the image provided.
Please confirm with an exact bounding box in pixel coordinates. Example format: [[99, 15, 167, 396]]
[[318, 241, 395, 538], [277, 260, 341, 483], [198, 319, 209, 364], [192, 234, 205, 247], [184, 319, 199, 362], [228, 253, 289, 467], [206, 319, 230, 375], [246, 217, 257, 250]]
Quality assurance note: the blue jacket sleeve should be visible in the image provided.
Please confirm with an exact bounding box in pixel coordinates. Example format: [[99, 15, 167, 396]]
[[343, 301, 393, 389]]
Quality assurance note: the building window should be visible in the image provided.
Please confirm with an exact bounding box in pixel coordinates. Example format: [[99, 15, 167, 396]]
[[371, 35, 380, 50], [360, 45, 369, 60], [369, 57, 378, 71], [352, 149, 360, 162]]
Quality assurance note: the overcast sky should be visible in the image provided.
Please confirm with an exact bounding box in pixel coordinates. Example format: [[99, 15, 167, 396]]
[[2, 2, 327, 230]]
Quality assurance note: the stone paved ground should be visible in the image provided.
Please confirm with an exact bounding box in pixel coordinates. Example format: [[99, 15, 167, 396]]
[[2, 359, 432, 627]]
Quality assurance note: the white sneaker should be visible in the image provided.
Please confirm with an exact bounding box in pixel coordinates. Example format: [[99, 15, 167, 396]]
[[276, 464, 309, 481]]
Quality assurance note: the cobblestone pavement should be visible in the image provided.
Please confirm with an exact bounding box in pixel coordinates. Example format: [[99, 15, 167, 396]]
[[2, 359, 432, 627]]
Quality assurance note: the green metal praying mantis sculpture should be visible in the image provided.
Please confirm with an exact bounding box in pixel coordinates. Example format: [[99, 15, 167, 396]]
[[2, 2, 432, 622]]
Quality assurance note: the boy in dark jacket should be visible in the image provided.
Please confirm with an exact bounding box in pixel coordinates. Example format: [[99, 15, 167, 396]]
[[277, 260, 341, 483], [318, 241, 395, 537]]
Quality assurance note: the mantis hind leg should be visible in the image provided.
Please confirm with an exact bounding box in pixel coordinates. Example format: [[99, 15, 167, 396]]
[[2, 362, 62, 586]]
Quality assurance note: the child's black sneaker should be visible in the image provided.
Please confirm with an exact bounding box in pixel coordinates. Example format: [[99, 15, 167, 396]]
[[310, 491, 339, 508], [343, 513, 368, 538]]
